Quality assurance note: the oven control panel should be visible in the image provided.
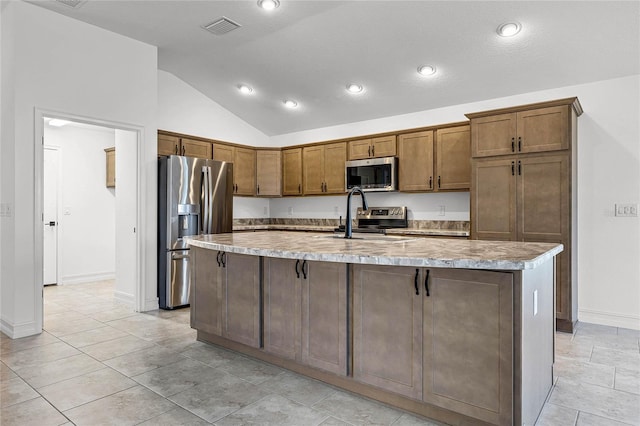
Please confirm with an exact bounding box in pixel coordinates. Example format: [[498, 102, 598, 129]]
[[356, 206, 406, 220]]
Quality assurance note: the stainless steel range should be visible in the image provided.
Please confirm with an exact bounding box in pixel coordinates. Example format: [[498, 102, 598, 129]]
[[356, 206, 408, 230]]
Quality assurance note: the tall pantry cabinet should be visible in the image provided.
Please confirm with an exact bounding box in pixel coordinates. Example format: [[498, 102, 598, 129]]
[[466, 98, 583, 333]]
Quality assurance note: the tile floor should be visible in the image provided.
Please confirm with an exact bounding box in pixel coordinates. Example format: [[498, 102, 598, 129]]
[[0, 280, 638, 425]]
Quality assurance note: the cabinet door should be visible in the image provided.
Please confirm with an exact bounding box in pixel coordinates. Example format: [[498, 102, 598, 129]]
[[223, 253, 261, 348], [213, 143, 235, 163], [423, 269, 513, 425], [158, 133, 180, 156], [301, 261, 347, 376], [256, 150, 281, 197], [303, 145, 325, 195], [190, 247, 223, 336], [181, 138, 213, 159], [371, 135, 396, 158], [353, 265, 422, 399], [435, 126, 470, 191], [323, 142, 347, 194], [471, 158, 516, 241], [104, 148, 115, 188], [282, 148, 303, 196], [263, 258, 300, 360], [234, 147, 256, 196], [517, 154, 568, 242], [398, 131, 433, 192], [348, 138, 372, 160], [517, 106, 568, 154], [471, 113, 516, 158]]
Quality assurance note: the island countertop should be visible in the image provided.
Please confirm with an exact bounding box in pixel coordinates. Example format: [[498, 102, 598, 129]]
[[186, 231, 562, 270]]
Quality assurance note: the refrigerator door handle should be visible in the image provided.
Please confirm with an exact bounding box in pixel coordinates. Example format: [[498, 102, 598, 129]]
[[207, 166, 214, 234], [202, 165, 210, 234]]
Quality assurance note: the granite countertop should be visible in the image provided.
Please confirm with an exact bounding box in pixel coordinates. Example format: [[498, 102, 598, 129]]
[[186, 231, 562, 271], [232, 224, 469, 237]]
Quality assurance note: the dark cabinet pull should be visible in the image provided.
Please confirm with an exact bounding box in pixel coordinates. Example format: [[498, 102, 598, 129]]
[[295, 259, 300, 278], [518, 136, 522, 151], [437, 176, 441, 188], [518, 160, 521, 176], [302, 260, 308, 279], [221, 252, 226, 268], [321, 182, 324, 191], [368, 146, 371, 157], [175, 145, 178, 155], [428, 176, 432, 189], [182, 146, 185, 155], [414, 269, 420, 295], [371, 145, 375, 156], [216, 251, 222, 267], [424, 270, 430, 297], [298, 183, 301, 193], [511, 161, 515, 176], [257, 185, 260, 194], [511, 137, 515, 152]]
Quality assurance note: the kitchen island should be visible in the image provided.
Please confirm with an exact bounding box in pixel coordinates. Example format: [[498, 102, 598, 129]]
[[186, 231, 562, 426]]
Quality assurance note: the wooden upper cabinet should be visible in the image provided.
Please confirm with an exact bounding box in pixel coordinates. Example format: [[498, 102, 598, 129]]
[[303, 142, 346, 195], [212, 143, 235, 163], [348, 136, 396, 160], [435, 125, 471, 191], [282, 148, 303, 196], [104, 147, 115, 188], [398, 131, 434, 192], [471, 105, 569, 158], [256, 150, 281, 197], [213, 143, 256, 196], [181, 138, 213, 159], [158, 132, 180, 156]]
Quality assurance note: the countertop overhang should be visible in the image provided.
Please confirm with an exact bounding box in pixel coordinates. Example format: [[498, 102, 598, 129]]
[[186, 231, 563, 271]]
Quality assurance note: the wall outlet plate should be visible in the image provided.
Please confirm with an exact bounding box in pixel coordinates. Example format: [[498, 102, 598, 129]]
[[615, 203, 638, 217]]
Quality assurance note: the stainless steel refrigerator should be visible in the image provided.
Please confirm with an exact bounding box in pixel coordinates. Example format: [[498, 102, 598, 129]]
[[158, 155, 233, 309]]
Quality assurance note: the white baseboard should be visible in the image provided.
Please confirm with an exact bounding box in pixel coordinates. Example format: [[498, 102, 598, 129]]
[[579, 309, 640, 331], [61, 272, 115, 285], [113, 290, 134, 307], [0, 318, 41, 339], [143, 297, 159, 312]]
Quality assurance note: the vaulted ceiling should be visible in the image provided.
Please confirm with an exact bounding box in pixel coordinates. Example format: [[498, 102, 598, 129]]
[[30, 1, 640, 135]]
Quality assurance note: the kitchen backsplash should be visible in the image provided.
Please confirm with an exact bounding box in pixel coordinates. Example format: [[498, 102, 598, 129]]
[[234, 218, 469, 232]]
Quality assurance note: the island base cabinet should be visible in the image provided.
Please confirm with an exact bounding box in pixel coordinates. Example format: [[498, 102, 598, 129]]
[[352, 265, 423, 400], [263, 258, 347, 375], [223, 253, 261, 348], [423, 269, 514, 426], [190, 247, 223, 336]]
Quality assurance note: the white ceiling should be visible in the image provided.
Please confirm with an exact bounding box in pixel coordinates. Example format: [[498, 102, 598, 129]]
[[30, 1, 640, 136]]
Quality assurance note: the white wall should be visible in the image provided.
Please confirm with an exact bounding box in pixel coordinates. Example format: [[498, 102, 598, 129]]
[[0, 1, 158, 338], [44, 124, 116, 284]]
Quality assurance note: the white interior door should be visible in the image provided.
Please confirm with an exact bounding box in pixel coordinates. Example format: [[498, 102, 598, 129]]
[[44, 147, 60, 285]]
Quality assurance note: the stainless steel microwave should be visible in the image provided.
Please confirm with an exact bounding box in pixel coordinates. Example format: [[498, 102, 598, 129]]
[[345, 156, 398, 192]]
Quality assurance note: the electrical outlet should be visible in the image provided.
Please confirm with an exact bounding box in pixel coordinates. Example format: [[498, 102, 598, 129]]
[[615, 203, 639, 217]]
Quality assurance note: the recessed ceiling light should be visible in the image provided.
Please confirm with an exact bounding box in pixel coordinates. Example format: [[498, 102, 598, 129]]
[[283, 100, 298, 109], [417, 65, 437, 76], [346, 84, 364, 94], [497, 22, 521, 37], [48, 119, 71, 127], [258, 0, 280, 11], [238, 84, 253, 95]]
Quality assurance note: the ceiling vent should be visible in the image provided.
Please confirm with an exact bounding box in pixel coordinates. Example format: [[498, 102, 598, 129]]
[[54, 0, 87, 8], [202, 17, 242, 36]]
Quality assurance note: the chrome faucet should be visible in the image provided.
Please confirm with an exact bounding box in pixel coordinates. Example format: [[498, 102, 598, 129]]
[[345, 187, 368, 239]]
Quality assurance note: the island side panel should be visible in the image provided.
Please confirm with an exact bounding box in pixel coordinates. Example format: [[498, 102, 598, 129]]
[[518, 258, 555, 426]]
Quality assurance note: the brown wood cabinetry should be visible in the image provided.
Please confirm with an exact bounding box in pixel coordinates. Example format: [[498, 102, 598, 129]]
[[264, 258, 347, 375], [398, 131, 434, 191], [467, 97, 581, 332], [190, 246, 223, 336], [256, 149, 281, 197], [213, 143, 256, 196], [282, 148, 303, 196], [435, 125, 471, 190], [348, 135, 397, 160], [158, 131, 213, 159], [104, 147, 115, 188], [181, 137, 213, 159], [302, 142, 346, 195], [471, 105, 568, 158], [158, 132, 180, 156]]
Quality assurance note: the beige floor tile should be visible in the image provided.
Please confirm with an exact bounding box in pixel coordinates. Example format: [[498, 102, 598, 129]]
[[553, 355, 615, 388], [573, 334, 640, 353], [63, 385, 177, 426], [180, 342, 238, 367], [616, 367, 640, 395], [0, 331, 60, 355], [576, 411, 635, 425], [0, 397, 67, 426], [15, 353, 105, 389], [319, 417, 353, 426], [555, 336, 593, 362], [38, 367, 137, 411], [155, 332, 202, 353], [216, 394, 328, 426], [0, 342, 79, 370], [132, 357, 223, 397], [80, 334, 156, 361], [104, 345, 187, 377], [137, 406, 210, 425], [535, 403, 578, 426], [0, 361, 18, 381], [0, 377, 39, 408], [168, 371, 271, 423], [312, 390, 404, 426], [575, 322, 618, 337], [391, 413, 444, 425], [57, 325, 129, 348], [591, 347, 640, 373], [44, 317, 106, 338], [618, 328, 640, 339], [258, 372, 337, 406], [548, 377, 640, 424], [216, 354, 284, 385], [88, 306, 138, 322]]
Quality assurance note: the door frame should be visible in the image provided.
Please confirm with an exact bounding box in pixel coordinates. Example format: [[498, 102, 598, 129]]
[[34, 108, 147, 330], [43, 145, 61, 286]]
